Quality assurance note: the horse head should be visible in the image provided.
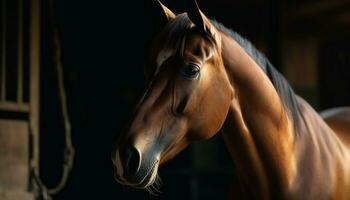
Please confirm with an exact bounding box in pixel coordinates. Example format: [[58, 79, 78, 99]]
[[112, 0, 233, 189]]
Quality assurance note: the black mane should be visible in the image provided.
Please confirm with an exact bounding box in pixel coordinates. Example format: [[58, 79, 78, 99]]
[[211, 20, 302, 133]]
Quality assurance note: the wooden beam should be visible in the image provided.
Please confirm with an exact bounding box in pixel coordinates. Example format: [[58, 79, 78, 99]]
[[0, 102, 29, 112], [18, 0, 23, 103], [290, 0, 350, 20], [1, 0, 6, 101], [29, 0, 40, 173], [286, 1, 350, 37]]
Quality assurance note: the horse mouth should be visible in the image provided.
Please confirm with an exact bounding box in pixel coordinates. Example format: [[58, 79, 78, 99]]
[[114, 160, 159, 189]]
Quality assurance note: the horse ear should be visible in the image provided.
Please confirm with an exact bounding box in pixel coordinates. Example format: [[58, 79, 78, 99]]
[[159, 0, 176, 21], [186, 0, 210, 33], [150, 0, 175, 25]]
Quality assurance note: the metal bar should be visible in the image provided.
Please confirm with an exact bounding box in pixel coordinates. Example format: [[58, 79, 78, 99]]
[[1, 0, 7, 101], [17, 0, 23, 103], [0, 102, 29, 112]]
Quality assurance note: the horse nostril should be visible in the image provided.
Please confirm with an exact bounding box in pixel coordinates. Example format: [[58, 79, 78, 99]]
[[124, 146, 141, 176]]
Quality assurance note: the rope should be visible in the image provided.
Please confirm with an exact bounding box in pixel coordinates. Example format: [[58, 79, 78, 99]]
[[30, 0, 75, 198], [47, 16, 75, 193]]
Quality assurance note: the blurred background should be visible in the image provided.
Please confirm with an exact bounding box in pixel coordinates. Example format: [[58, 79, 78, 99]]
[[0, 0, 350, 199]]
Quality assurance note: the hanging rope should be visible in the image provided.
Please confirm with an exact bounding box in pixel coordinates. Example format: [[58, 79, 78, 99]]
[[30, 0, 75, 199]]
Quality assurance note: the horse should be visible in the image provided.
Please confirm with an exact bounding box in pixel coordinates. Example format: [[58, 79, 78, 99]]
[[112, 0, 350, 199]]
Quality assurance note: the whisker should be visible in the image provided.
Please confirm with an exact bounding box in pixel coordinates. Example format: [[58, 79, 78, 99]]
[[156, 174, 163, 185], [146, 173, 162, 196], [146, 185, 157, 196], [150, 184, 160, 195]]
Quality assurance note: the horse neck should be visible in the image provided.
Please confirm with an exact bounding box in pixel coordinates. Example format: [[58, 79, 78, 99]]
[[219, 32, 296, 199]]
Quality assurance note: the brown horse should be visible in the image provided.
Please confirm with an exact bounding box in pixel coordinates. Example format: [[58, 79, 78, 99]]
[[112, 0, 350, 199]]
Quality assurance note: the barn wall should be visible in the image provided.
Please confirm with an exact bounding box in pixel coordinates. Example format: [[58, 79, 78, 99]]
[[0, 120, 33, 200], [0, 0, 40, 199]]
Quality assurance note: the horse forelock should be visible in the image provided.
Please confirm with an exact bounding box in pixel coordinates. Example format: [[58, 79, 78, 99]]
[[152, 13, 218, 76]]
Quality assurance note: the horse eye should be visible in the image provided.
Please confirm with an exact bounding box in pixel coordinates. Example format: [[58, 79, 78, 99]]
[[180, 64, 200, 79]]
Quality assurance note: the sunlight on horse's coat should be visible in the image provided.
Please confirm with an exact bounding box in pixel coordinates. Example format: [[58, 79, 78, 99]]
[[156, 49, 174, 72]]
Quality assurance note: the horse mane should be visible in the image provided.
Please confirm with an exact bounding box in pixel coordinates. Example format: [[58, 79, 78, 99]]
[[159, 14, 302, 133], [212, 20, 302, 133]]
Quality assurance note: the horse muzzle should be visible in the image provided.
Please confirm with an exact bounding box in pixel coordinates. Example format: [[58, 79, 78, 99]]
[[112, 146, 159, 188]]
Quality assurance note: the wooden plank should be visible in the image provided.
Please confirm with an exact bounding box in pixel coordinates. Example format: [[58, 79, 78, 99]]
[[17, 0, 23, 103], [0, 189, 34, 200], [1, 0, 6, 101], [29, 0, 40, 173], [0, 102, 29, 112], [0, 120, 29, 190], [0, 120, 34, 200]]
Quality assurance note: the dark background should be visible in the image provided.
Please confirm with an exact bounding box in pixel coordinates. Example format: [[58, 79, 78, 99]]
[[36, 0, 350, 199]]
